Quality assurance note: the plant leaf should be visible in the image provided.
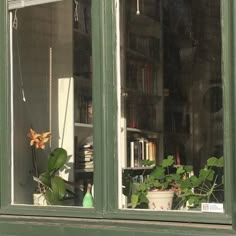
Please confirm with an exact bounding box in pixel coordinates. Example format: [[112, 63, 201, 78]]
[[184, 165, 193, 173], [131, 194, 139, 208], [45, 189, 61, 205], [207, 157, 219, 167], [161, 155, 174, 167], [150, 166, 165, 179], [176, 166, 185, 174], [48, 148, 67, 173], [217, 157, 224, 167], [39, 172, 51, 187], [190, 175, 201, 187], [207, 156, 224, 167], [139, 193, 149, 204], [51, 176, 66, 200], [199, 169, 214, 181]]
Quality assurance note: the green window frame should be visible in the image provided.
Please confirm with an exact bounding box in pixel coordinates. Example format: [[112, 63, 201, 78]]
[[0, 0, 236, 232]]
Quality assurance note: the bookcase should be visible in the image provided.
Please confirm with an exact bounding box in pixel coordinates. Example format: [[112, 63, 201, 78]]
[[119, 0, 163, 208], [73, 0, 93, 206]]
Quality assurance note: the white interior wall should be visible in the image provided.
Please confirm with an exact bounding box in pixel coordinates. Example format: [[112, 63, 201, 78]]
[[13, 4, 52, 204], [50, 1, 74, 182], [13, 0, 74, 204]]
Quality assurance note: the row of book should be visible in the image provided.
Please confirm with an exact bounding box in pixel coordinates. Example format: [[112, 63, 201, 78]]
[[126, 61, 159, 95], [128, 33, 160, 60], [75, 138, 94, 170], [75, 95, 92, 124], [127, 138, 157, 168]]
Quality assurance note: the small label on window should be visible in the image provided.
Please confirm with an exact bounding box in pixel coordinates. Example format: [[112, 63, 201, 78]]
[[201, 203, 224, 213]]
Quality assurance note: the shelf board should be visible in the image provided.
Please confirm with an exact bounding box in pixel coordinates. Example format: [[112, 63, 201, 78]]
[[127, 127, 161, 137], [75, 168, 94, 173], [75, 122, 93, 128], [122, 166, 154, 171]]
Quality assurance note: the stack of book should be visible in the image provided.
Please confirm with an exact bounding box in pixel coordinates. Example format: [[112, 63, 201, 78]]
[[76, 143, 94, 170]]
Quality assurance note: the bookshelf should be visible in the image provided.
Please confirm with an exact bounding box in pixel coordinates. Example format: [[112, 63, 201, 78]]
[[120, 0, 163, 208], [121, 0, 163, 167], [73, 0, 93, 206]]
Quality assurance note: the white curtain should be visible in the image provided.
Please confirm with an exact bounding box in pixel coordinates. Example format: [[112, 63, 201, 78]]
[[8, 0, 62, 10]]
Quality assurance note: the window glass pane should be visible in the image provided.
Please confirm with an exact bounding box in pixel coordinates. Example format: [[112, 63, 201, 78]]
[[119, 0, 224, 213], [12, 0, 94, 207]]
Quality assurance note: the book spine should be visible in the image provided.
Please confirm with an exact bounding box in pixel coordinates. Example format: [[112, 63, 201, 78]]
[[130, 141, 134, 167]]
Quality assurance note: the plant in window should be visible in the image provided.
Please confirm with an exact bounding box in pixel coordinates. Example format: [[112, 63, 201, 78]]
[[177, 156, 224, 209], [131, 155, 192, 210], [28, 128, 69, 205], [131, 156, 224, 210]]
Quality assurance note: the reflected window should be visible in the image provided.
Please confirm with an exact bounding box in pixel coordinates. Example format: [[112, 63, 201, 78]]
[[119, 0, 224, 212]]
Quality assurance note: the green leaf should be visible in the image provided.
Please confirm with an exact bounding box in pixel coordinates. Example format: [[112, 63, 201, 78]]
[[139, 193, 149, 204], [131, 194, 139, 208], [188, 196, 200, 206], [150, 166, 165, 179], [176, 166, 185, 174], [184, 165, 193, 173], [48, 148, 67, 173], [190, 175, 201, 187], [140, 160, 155, 167], [207, 156, 224, 167], [217, 157, 224, 167], [161, 155, 174, 167], [39, 172, 51, 187], [51, 176, 66, 200], [207, 157, 218, 167], [45, 189, 61, 205], [199, 169, 214, 181]]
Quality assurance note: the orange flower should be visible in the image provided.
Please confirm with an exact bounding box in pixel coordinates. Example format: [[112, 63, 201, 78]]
[[28, 129, 51, 149]]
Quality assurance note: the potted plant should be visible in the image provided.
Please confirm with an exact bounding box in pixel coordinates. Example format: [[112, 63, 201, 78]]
[[131, 155, 192, 210], [28, 129, 71, 205], [131, 155, 224, 211]]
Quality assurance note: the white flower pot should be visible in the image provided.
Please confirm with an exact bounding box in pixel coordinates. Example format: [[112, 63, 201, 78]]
[[147, 190, 174, 210], [33, 193, 47, 206]]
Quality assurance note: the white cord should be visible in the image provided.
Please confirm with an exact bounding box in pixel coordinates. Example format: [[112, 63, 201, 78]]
[[12, 9, 18, 29], [74, 0, 79, 22], [136, 0, 140, 15]]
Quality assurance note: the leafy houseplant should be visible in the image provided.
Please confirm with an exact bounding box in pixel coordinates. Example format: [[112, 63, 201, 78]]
[[28, 129, 69, 205], [131, 155, 192, 209], [131, 156, 224, 210]]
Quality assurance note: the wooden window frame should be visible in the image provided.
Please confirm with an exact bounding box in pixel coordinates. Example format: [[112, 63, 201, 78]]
[[0, 0, 236, 231]]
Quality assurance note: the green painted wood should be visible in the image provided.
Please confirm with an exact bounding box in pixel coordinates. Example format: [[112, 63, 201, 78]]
[[101, 0, 118, 212], [0, 216, 235, 236], [106, 0, 233, 225], [0, 0, 236, 235], [91, 0, 105, 213], [230, 0, 236, 231], [221, 0, 234, 218], [0, 0, 107, 218], [0, 0, 11, 209]]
